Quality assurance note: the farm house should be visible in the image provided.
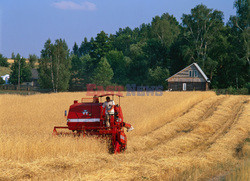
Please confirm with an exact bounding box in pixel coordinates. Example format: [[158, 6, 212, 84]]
[[166, 63, 210, 91]]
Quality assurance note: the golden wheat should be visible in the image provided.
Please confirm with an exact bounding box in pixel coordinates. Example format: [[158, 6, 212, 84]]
[[0, 91, 249, 180]]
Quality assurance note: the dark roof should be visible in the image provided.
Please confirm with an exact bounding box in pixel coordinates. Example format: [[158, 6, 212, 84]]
[[31, 69, 39, 79], [165, 63, 210, 82], [97, 93, 124, 97]]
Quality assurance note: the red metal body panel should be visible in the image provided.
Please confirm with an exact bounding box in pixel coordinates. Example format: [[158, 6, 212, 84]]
[[67, 102, 102, 130]]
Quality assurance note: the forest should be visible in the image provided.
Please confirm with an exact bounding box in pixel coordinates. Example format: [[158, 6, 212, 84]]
[[1, 1, 249, 92]]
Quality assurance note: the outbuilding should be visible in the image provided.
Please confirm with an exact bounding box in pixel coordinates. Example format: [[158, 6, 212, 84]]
[[166, 63, 210, 91], [0, 74, 10, 84]]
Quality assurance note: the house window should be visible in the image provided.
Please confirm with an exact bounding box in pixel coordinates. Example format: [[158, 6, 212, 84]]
[[189, 70, 198, 77], [194, 70, 198, 77]]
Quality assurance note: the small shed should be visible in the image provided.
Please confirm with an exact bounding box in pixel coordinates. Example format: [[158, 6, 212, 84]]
[[1, 74, 10, 84], [166, 63, 210, 91]]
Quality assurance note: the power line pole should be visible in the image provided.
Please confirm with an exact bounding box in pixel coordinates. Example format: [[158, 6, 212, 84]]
[[18, 57, 21, 90]]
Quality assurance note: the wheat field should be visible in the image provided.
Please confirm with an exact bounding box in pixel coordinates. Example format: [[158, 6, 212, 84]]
[[0, 91, 249, 180]]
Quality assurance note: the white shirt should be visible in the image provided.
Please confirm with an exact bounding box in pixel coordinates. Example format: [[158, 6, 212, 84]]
[[102, 100, 115, 114]]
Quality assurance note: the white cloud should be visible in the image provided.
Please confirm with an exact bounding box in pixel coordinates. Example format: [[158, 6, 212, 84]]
[[52, 1, 97, 11]]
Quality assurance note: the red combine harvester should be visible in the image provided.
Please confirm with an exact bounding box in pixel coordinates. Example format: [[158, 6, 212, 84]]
[[53, 94, 128, 154]]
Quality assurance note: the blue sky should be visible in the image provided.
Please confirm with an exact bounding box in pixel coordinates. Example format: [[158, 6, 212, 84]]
[[0, 0, 236, 58]]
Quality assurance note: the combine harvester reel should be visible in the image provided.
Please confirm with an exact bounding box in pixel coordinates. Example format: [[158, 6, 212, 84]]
[[53, 94, 128, 154]]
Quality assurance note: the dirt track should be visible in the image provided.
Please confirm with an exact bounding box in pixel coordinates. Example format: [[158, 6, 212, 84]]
[[0, 93, 249, 180]]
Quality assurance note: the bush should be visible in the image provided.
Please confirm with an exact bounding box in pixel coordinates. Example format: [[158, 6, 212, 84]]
[[215, 87, 249, 95], [0, 77, 5, 85], [227, 86, 248, 95], [236, 88, 248, 95], [0, 54, 10, 67], [245, 82, 250, 94], [227, 86, 235, 94]]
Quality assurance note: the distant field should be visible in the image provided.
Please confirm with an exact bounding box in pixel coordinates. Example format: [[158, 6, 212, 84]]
[[0, 92, 249, 180], [7, 59, 39, 66], [0, 59, 39, 77], [0, 66, 11, 75], [7, 59, 15, 64]]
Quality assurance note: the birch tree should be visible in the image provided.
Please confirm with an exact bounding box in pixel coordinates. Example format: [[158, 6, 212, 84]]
[[39, 39, 71, 92], [181, 4, 224, 80]]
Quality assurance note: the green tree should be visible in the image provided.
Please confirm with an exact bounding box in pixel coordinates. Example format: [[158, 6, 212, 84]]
[[233, 0, 249, 73], [106, 50, 129, 85], [70, 54, 81, 73], [69, 54, 94, 90], [112, 27, 135, 55], [138, 23, 151, 42], [90, 31, 112, 61], [169, 36, 189, 74], [181, 4, 224, 80], [79, 54, 95, 85], [0, 77, 5, 85], [218, 0, 249, 89], [228, 0, 249, 63], [39, 39, 71, 92], [91, 57, 114, 87], [148, 66, 169, 88], [9, 54, 31, 84], [79, 37, 93, 56], [0, 54, 10, 67], [11, 52, 15, 59], [128, 42, 149, 84], [69, 54, 81, 90], [144, 38, 169, 69], [146, 13, 181, 70], [151, 13, 180, 47], [39, 39, 54, 89], [28, 54, 38, 68], [234, 0, 249, 30], [72, 42, 79, 57]]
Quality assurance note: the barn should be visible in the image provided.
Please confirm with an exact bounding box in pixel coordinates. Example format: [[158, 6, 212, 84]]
[[166, 63, 210, 91]]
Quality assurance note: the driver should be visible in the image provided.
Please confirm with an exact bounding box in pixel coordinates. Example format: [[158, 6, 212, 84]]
[[102, 96, 115, 127], [93, 95, 99, 103]]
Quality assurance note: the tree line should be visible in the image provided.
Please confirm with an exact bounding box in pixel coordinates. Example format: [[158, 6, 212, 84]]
[[1, 1, 249, 92], [0, 53, 37, 85]]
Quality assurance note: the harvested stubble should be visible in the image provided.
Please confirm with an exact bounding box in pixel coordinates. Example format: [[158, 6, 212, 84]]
[[0, 91, 249, 180]]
